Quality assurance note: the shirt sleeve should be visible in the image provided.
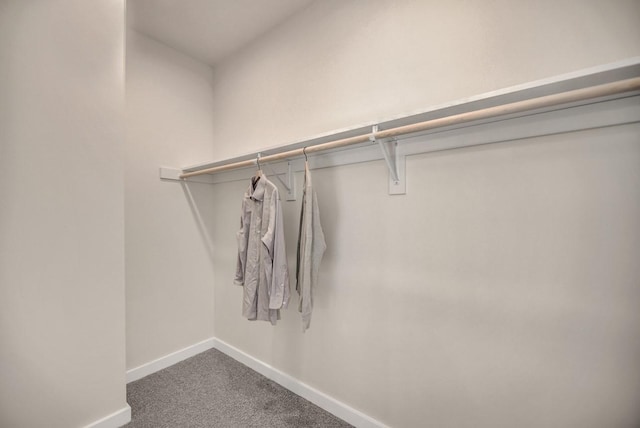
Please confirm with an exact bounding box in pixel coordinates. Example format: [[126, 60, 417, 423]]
[[234, 200, 248, 286], [263, 191, 290, 310]]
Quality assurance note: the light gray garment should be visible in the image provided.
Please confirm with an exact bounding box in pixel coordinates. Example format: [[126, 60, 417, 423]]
[[235, 174, 290, 325], [296, 161, 326, 331]]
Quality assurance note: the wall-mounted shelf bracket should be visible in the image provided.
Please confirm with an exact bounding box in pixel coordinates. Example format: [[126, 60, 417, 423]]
[[265, 162, 296, 201], [285, 162, 296, 201], [370, 125, 406, 195]]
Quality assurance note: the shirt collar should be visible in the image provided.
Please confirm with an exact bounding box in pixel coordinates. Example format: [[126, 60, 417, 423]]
[[248, 176, 266, 201]]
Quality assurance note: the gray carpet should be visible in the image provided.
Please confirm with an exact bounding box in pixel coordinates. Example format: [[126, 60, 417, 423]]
[[126, 348, 353, 428]]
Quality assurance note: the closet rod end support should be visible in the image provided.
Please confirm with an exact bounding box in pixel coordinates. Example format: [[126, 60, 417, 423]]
[[369, 124, 379, 143], [160, 167, 183, 181]]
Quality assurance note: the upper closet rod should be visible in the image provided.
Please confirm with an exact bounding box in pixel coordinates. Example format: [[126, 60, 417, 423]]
[[180, 77, 640, 179]]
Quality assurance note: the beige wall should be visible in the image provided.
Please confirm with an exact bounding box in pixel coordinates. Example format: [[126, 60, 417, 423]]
[[125, 30, 216, 370], [0, 1, 128, 427], [208, 1, 640, 427], [213, 125, 640, 428], [210, 0, 640, 157]]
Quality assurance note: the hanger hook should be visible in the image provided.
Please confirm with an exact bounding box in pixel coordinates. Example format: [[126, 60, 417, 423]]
[[256, 153, 262, 171], [302, 147, 308, 162]]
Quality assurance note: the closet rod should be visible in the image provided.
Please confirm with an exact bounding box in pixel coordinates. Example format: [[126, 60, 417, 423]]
[[180, 77, 640, 179]]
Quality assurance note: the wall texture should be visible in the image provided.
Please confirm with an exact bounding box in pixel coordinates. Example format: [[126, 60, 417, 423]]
[[0, 1, 128, 426], [207, 1, 640, 427], [125, 30, 216, 370]]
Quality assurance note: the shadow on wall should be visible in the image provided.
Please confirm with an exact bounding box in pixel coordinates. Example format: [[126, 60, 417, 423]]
[[181, 181, 215, 263]]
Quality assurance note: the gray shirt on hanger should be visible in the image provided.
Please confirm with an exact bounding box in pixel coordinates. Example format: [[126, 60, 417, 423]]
[[296, 161, 326, 332], [235, 175, 290, 325]]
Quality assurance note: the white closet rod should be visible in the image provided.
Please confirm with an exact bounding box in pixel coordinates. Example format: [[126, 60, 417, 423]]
[[180, 77, 640, 179]]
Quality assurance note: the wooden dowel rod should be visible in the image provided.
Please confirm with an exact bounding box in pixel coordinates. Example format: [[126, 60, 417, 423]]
[[180, 77, 640, 179]]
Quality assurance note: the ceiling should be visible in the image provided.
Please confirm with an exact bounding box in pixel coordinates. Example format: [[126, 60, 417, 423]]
[[128, 0, 313, 66]]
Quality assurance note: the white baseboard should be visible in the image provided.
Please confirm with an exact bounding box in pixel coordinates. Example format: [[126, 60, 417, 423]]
[[84, 405, 131, 428], [126, 337, 216, 383], [212, 338, 389, 428]]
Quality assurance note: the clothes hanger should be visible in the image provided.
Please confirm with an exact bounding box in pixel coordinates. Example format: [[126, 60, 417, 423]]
[[303, 147, 309, 169], [252, 154, 262, 189]]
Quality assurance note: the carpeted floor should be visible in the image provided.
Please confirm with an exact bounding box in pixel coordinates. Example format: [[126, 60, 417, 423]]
[[126, 348, 353, 427]]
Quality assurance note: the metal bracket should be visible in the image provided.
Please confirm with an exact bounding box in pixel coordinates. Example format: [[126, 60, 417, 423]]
[[264, 162, 296, 201], [285, 162, 296, 201], [370, 126, 406, 195]]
